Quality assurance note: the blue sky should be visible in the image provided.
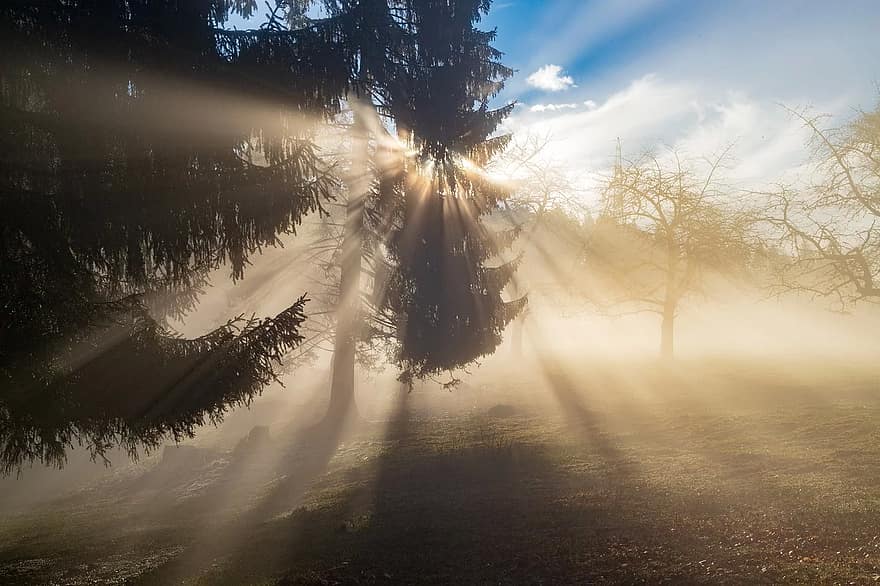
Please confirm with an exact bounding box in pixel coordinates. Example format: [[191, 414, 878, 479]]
[[477, 0, 880, 191], [227, 1, 880, 190], [483, 0, 880, 103]]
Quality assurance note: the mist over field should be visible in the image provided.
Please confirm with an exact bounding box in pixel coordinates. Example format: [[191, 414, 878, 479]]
[[2, 1, 880, 584]]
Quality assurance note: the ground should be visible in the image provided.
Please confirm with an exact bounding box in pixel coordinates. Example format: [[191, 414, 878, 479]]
[[1, 357, 879, 584]]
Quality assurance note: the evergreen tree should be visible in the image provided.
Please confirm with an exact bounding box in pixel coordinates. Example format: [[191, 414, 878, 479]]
[[291, 0, 524, 417], [1, 0, 523, 469], [372, 0, 526, 385], [0, 0, 354, 471], [307, 0, 404, 424]]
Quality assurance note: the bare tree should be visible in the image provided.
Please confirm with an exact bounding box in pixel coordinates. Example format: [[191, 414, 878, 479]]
[[762, 102, 880, 309], [493, 135, 584, 356], [497, 135, 583, 221], [587, 147, 755, 359]]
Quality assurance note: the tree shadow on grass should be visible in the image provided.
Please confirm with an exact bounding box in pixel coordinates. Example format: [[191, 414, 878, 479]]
[[202, 390, 783, 585], [133, 414, 362, 584], [6, 368, 880, 585]]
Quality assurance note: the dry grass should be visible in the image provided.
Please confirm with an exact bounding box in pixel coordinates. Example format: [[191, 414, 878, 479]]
[[1, 358, 880, 584]]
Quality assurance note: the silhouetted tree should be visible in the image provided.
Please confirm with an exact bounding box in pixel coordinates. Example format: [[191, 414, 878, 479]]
[[299, 0, 403, 423], [0, 0, 355, 471], [372, 0, 526, 385], [1, 0, 523, 468], [304, 0, 523, 410]]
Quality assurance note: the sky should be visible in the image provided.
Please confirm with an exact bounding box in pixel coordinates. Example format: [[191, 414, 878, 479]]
[[227, 2, 880, 196], [480, 0, 880, 194]]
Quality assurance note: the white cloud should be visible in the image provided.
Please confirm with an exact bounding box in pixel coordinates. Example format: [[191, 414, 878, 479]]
[[502, 0, 664, 98], [503, 73, 835, 205], [529, 103, 579, 112], [497, 2, 879, 209], [526, 64, 575, 92]]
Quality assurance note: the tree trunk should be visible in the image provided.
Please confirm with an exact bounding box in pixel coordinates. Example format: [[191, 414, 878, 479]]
[[660, 303, 675, 361], [661, 246, 680, 362], [511, 315, 525, 357], [326, 108, 369, 425], [510, 278, 527, 357]]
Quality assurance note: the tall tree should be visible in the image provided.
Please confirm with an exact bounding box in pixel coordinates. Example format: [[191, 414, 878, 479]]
[[325, 107, 371, 422], [373, 0, 526, 385], [308, 0, 522, 415], [0, 0, 355, 471], [305, 0, 403, 423], [0, 0, 523, 470]]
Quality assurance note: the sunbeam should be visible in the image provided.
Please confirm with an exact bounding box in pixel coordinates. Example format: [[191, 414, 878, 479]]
[[4, 1, 880, 583]]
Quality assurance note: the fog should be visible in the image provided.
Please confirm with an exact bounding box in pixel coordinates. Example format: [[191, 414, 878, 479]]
[[3, 1, 880, 583], [5, 223, 878, 509]]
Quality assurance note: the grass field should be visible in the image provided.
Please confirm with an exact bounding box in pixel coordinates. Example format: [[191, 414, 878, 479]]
[[1, 357, 879, 584]]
